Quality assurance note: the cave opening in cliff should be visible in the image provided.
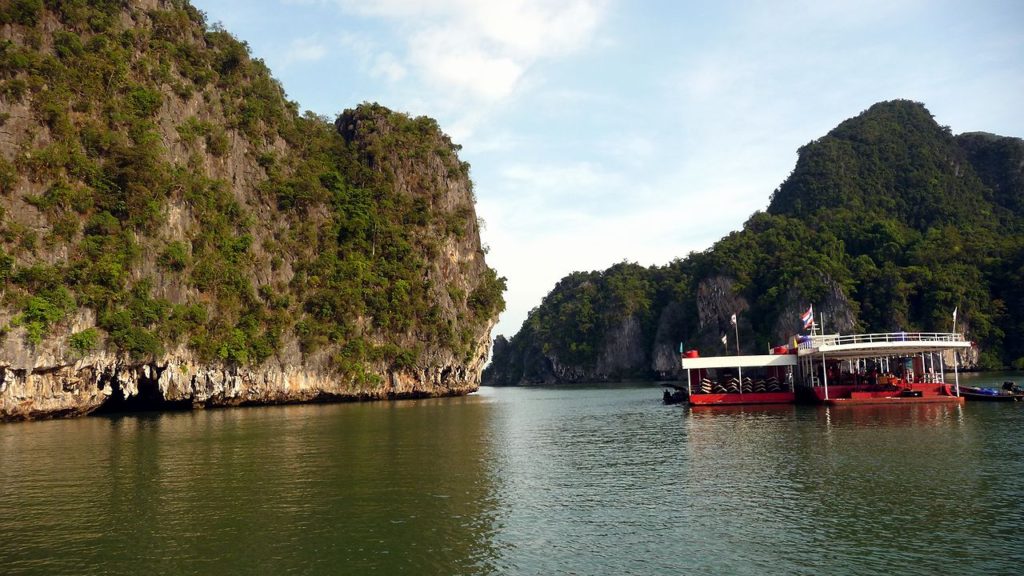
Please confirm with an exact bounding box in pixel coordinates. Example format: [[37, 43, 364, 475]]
[[92, 368, 193, 415]]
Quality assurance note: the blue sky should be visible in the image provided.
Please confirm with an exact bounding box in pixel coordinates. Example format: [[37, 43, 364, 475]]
[[192, 0, 1024, 340]]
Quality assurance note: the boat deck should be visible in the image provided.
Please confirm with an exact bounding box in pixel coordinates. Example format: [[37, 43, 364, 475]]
[[824, 395, 964, 406]]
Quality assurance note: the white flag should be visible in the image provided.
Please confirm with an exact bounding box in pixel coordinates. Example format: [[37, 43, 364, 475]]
[[730, 313, 737, 326], [721, 334, 728, 346], [953, 306, 958, 325]]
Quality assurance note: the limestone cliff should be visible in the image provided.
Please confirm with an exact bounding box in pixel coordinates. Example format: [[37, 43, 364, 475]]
[[483, 271, 861, 386], [0, 1, 503, 420]]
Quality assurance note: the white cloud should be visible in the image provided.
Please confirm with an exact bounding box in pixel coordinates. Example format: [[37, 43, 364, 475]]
[[329, 0, 607, 107], [499, 161, 619, 201], [333, 0, 603, 56], [601, 134, 656, 168], [409, 27, 525, 100], [444, 111, 501, 148], [479, 145, 784, 340], [281, 37, 327, 65], [463, 1, 603, 58], [370, 52, 407, 82], [681, 58, 740, 101]]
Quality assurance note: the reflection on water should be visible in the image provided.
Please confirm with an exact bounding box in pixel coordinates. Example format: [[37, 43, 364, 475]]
[[2, 380, 1024, 575], [821, 402, 966, 428], [680, 398, 1023, 575], [0, 397, 499, 575]]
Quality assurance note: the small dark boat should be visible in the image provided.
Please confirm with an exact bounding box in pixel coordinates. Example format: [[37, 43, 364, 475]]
[[663, 384, 687, 405], [960, 381, 1024, 402]]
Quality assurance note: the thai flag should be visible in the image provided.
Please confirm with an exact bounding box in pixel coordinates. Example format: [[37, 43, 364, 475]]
[[801, 305, 814, 331]]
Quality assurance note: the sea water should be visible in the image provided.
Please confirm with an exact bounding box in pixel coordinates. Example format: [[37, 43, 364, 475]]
[[2, 374, 1022, 575]]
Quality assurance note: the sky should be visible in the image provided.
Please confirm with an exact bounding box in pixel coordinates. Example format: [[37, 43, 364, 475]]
[[191, 0, 1024, 341]]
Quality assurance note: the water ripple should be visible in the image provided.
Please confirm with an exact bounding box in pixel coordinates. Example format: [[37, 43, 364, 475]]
[[2, 382, 1024, 575]]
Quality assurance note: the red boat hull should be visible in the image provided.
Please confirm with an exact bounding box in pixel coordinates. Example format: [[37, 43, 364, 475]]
[[688, 391, 795, 406], [800, 383, 964, 405]]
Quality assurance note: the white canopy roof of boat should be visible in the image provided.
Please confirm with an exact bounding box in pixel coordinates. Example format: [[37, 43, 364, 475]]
[[796, 332, 971, 359], [681, 354, 798, 369]]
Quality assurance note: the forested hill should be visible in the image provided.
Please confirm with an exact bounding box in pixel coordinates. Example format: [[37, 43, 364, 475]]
[[0, 0, 504, 420], [484, 100, 1024, 386]]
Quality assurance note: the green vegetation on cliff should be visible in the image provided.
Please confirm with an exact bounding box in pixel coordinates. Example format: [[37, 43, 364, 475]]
[[526, 263, 656, 365], [0, 0, 503, 380], [486, 101, 1024, 384]]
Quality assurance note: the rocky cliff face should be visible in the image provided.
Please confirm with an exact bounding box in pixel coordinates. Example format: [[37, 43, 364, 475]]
[[650, 302, 686, 375], [484, 270, 862, 386], [1, 346, 482, 421], [0, 1, 501, 420], [557, 314, 647, 382], [485, 314, 648, 385]]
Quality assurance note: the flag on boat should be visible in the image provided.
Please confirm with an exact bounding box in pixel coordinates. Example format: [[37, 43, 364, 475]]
[[801, 305, 814, 330], [721, 334, 727, 346], [730, 313, 737, 326], [953, 306, 958, 325]]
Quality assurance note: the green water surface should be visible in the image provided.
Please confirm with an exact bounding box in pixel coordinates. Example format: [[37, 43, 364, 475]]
[[2, 373, 1023, 575]]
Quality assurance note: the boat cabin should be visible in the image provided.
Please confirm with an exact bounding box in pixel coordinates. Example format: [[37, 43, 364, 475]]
[[794, 332, 970, 405], [679, 350, 797, 406]]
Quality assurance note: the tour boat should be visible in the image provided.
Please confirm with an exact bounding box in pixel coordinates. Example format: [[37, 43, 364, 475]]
[[793, 332, 970, 406], [673, 331, 972, 407], [676, 348, 797, 406]]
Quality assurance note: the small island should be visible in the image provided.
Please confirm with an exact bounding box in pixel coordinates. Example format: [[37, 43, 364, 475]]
[[0, 0, 504, 420], [486, 101, 1024, 386]]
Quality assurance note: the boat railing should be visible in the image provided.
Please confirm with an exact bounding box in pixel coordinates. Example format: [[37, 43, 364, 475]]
[[798, 332, 965, 350], [693, 375, 791, 395]]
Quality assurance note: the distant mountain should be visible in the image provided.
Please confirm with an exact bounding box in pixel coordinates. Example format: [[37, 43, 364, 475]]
[[0, 0, 503, 420], [485, 100, 1024, 385], [769, 101, 1002, 230]]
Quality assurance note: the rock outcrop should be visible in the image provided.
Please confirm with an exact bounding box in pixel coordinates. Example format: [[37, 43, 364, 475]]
[[0, 1, 502, 420], [0, 347, 483, 421]]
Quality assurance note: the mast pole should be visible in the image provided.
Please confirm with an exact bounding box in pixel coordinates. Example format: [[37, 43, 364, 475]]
[[735, 320, 742, 394], [822, 351, 830, 401], [954, 349, 961, 397], [952, 307, 960, 396], [682, 343, 691, 397]]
